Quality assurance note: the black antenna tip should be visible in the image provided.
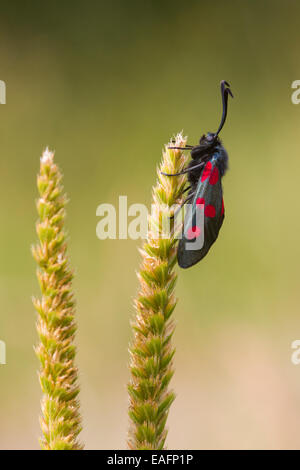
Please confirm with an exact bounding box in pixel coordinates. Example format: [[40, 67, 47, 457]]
[[221, 80, 234, 98]]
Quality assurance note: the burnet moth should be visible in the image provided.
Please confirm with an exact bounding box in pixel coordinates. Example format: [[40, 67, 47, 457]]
[[162, 80, 233, 268]]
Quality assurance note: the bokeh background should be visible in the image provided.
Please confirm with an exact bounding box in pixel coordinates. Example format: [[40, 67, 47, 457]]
[[1, 0, 300, 450]]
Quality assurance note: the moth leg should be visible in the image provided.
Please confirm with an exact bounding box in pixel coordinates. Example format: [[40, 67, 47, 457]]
[[161, 161, 205, 177], [181, 185, 191, 195], [169, 192, 195, 219], [168, 146, 194, 150], [170, 139, 194, 147]]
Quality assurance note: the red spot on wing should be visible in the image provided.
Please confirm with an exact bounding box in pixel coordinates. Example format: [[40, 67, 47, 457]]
[[205, 205, 216, 218], [201, 161, 212, 182], [209, 166, 219, 185], [187, 226, 201, 240], [221, 198, 225, 216], [196, 197, 205, 206]]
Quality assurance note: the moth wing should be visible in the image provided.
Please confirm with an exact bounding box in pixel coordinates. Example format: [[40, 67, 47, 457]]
[[177, 161, 225, 268]]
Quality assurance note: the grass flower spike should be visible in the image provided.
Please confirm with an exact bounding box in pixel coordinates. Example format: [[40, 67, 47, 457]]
[[128, 133, 189, 449], [32, 148, 82, 450]]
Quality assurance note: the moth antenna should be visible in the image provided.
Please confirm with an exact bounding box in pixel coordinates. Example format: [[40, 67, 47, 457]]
[[214, 80, 233, 139]]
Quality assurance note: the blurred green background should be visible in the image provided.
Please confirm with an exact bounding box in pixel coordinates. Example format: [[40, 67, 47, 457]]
[[1, 0, 300, 449]]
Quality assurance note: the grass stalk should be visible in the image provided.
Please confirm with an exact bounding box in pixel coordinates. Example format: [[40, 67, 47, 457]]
[[128, 133, 188, 449], [32, 148, 82, 450]]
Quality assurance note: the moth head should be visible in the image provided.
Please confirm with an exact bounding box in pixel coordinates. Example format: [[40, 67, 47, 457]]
[[199, 132, 220, 147]]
